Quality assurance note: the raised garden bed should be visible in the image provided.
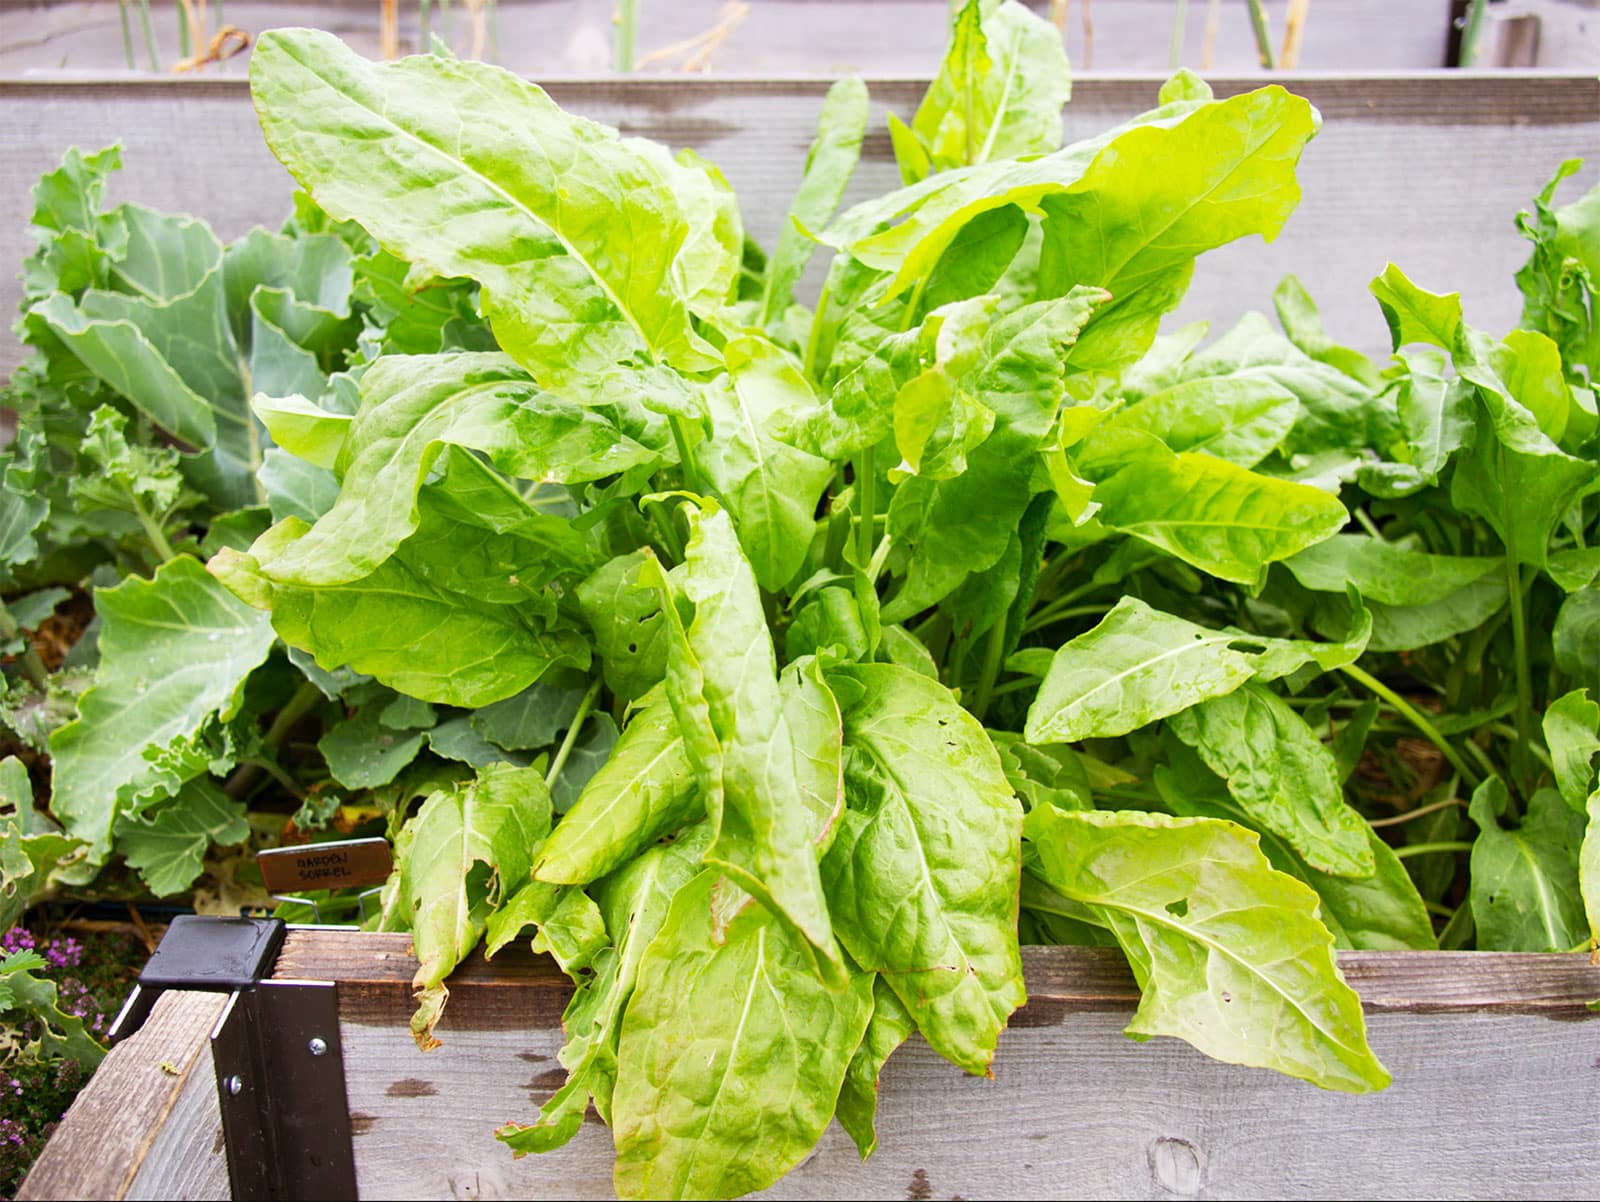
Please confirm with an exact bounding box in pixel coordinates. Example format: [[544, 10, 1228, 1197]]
[[6, 3, 1600, 1197], [1, 72, 1595, 380], [18, 929, 1600, 1200]]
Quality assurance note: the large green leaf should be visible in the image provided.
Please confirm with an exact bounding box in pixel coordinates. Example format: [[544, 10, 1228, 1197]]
[[500, 826, 709, 1156], [1023, 598, 1258, 743], [112, 778, 249, 897], [1283, 535, 1500, 607], [1082, 440, 1347, 585], [1166, 684, 1375, 878], [49, 556, 276, 858], [821, 663, 1024, 1074], [700, 338, 834, 590], [851, 86, 1314, 319], [250, 29, 718, 388], [640, 503, 845, 985], [210, 515, 589, 707], [610, 870, 874, 1201], [402, 763, 552, 1048], [533, 696, 699, 886], [903, 0, 1071, 178], [1544, 689, 1600, 813], [1468, 778, 1586, 953], [834, 976, 916, 1160], [1156, 757, 1435, 950], [761, 76, 869, 325], [246, 353, 640, 588], [1100, 376, 1297, 468], [1024, 805, 1389, 1093]]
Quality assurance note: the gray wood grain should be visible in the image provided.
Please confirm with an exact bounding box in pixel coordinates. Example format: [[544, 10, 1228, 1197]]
[[333, 1006, 1600, 1200], [17, 989, 227, 1202], [24, 937, 1600, 1200], [2, 74, 1596, 378], [124, 1032, 228, 1202], [0, 1, 1459, 79]]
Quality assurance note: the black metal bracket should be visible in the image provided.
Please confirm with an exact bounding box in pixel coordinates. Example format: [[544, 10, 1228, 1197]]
[[213, 978, 358, 1200], [106, 915, 358, 1200], [108, 915, 286, 1044]]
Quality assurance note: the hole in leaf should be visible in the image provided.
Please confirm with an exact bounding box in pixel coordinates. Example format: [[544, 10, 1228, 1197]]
[[1165, 898, 1189, 918]]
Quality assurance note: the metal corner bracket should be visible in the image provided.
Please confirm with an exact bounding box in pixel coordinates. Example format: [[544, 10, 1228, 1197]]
[[107, 915, 358, 1200]]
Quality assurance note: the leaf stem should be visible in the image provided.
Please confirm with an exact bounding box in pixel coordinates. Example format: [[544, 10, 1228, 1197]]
[[134, 503, 178, 564], [243, 755, 307, 801], [1368, 796, 1466, 828], [1244, 0, 1275, 68], [0, 608, 49, 691], [118, 1, 136, 69], [1504, 554, 1536, 791], [546, 678, 603, 790], [669, 415, 704, 495], [855, 445, 876, 572], [1169, 0, 1187, 68], [265, 680, 323, 752], [971, 613, 1009, 722], [614, 0, 638, 72], [1338, 663, 1482, 788], [1021, 603, 1108, 635], [1392, 841, 1473, 860], [1457, 0, 1488, 66]]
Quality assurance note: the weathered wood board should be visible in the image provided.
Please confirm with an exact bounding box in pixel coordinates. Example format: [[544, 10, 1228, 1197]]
[[17, 989, 227, 1202], [23, 933, 1600, 1201], [0, 1, 1462, 79], [1, 74, 1597, 379]]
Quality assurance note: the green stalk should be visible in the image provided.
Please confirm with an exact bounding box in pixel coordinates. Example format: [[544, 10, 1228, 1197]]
[[137, 0, 160, 71], [1338, 663, 1482, 788], [615, 0, 639, 72], [1457, 0, 1488, 67], [0, 608, 50, 691], [971, 613, 1009, 722], [1169, 0, 1187, 68], [1367, 796, 1467, 828], [264, 680, 323, 752], [119, 1, 136, 69], [802, 282, 831, 380], [1020, 603, 1107, 635], [177, 1, 192, 57], [855, 446, 876, 571], [135, 505, 178, 564], [1392, 841, 1474, 861], [669, 415, 704, 494], [1504, 555, 1536, 790], [547, 679, 603, 789], [1244, 0, 1274, 68], [421, 0, 433, 46]]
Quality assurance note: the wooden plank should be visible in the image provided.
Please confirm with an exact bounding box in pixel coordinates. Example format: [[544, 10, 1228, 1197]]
[[275, 928, 1600, 1015], [17, 989, 227, 1202], [287, 932, 1600, 1198], [26, 935, 1600, 1200], [334, 1006, 1600, 1200], [0, 1, 1457, 78], [124, 1043, 228, 1202], [2, 74, 1596, 378]]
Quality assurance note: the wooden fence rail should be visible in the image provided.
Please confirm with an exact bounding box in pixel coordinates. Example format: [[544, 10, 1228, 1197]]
[[2, 73, 1597, 377]]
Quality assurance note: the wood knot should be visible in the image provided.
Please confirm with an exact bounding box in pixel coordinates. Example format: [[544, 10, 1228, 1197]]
[[1149, 1135, 1205, 1196]]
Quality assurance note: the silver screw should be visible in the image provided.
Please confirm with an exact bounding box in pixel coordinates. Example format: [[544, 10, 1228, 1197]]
[[226, 1075, 243, 1096], [308, 1037, 328, 1057]]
